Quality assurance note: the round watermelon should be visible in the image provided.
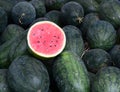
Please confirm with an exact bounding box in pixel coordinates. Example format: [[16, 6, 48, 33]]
[[27, 21, 66, 59]]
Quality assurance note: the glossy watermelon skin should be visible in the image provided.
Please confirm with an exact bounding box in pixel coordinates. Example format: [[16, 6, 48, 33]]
[[92, 67, 120, 92], [109, 45, 120, 68], [0, 69, 11, 92], [63, 25, 84, 57], [82, 49, 112, 73], [86, 20, 117, 50], [99, 0, 120, 28], [53, 51, 90, 92], [7, 55, 50, 92], [61, 1, 84, 26]]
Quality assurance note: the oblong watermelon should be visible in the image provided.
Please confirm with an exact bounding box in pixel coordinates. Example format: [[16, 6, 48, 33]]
[[27, 21, 66, 59]]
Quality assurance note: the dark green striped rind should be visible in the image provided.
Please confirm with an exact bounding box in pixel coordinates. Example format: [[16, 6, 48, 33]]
[[99, 0, 120, 28], [7, 55, 50, 92], [92, 66, 120, 92], [53, 51, 90, 92], [82, 49, 112, 73], [1, 24, 25, 43], [0, 69, 11, 92], [86, 20, 117, 50], [63, 25, 84, 57], [61, 1, 84, 26]]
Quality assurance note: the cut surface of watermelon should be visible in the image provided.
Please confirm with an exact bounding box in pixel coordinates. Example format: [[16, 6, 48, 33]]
[[27, 21, 66, 58]]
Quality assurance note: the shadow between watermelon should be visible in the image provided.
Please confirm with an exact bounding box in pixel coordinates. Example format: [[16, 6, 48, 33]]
[[27, 21, 66, 59]]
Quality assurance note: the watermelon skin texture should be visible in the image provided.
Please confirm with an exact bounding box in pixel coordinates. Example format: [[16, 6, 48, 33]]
[[63, 25, 84, 57], [86, 20, 116, 50], [61, 1, 84, 26], [99, 0, 120, 28], [82, 49, 112, 73], [92, 67, 120, 92], [71, 0, 99, 13], [53, 51, 90, 92], [1, 24, 25, 43], [12, 2, 36, 27], [45, 10, 62, 27], [0, 69, 11, 92], [7, 55, 50, 92], [30, 0, 46, 18], [109, 45, 120, 68], [0, 7, 8, 32], [81, 13, 99, 37]]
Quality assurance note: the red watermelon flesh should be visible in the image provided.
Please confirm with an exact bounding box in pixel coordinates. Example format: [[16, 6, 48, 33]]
[[27, 21, 66, 58]]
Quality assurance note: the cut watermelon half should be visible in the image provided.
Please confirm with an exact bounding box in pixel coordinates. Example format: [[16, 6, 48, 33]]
[[27, 21, 66, 58]]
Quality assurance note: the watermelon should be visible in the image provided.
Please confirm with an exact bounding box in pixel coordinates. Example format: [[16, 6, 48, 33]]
[[1, 24, 25, 43], [61, 1, 84, 26], [86, 20, 117, 50], [99, 0, 120, 28], [63, 25, 84, 57], [44, 10, 62, 27], [12, 1, 36, 27], [80, 13, 99, 38], [27, 21, 66, 59], [82, 49, 112, 73], [53, 51, 90, 92], [92, 66, 120, 92], [7, 55, 50, 92], [30, 0, 46, 18]]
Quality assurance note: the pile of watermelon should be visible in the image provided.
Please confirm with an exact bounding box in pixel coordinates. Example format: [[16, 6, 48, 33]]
[[0, 0, 120, 92]]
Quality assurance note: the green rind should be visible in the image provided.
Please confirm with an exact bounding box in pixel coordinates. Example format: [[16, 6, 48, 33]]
[[86, 20, 117, 50], [30, 0, 46, 18], [53, 51, 90, 92], [1, 24, 25, 43], [0, 69, 11, 92], [92, 66, 120, 92], [7, 55, 50, 92], [61, 1, 84, 26], [63, 25, 84, 57], [82, 49, 112, 73], [99, 0, 120, 28]]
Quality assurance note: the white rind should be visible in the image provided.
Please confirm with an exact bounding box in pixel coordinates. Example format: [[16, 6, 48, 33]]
[[27, 21, 66, 58]]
